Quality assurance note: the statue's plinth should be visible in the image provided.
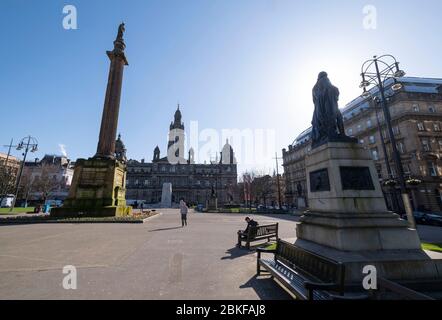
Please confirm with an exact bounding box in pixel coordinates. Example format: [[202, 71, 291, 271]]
[[207, 196, 218, 211], [297, 141, 421, 251], [296, 141, 442, 284], [161, 183, 172, 208], [51, 157, 132, 217]]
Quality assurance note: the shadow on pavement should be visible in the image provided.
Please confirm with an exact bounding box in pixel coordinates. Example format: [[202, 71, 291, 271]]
[[240, 275, 292, 300], [221, 246, 255, 260], [149, 226, 183, 232]]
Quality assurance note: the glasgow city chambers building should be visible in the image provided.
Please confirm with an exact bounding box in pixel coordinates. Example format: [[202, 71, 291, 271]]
[[124, 107, 238, 206], [283, 77, 442, 213]]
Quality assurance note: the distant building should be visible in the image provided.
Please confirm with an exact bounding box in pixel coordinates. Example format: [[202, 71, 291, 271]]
[[283, 77, 442, 212], [126, 106, 238, 206], [0, 152, 21, 196], [20, 155, 74, 203]]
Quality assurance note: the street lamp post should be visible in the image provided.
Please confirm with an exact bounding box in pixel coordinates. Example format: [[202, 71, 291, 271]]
[[360, 54, 416, 228], [9, 136, 38, 212]]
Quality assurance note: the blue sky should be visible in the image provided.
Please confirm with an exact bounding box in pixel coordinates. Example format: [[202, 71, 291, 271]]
[[1, 0, 442, 175]]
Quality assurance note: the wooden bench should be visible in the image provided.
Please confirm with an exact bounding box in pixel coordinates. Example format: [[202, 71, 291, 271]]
[[237, 223, 278, 249], [257, 239, 346, 300]]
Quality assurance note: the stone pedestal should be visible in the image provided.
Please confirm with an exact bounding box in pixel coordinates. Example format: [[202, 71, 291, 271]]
[[295, 142, 442, 284], [161, 183, 172, 208], [51, 158, 132, 217], [297, 197, 306, 209], [206, 197, 218, 211]]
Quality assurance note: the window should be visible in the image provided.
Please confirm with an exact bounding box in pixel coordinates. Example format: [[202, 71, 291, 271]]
[[434, 123, 441, 132], [428, 162, 438, 177], [396, 142, 405, 154], [369, 135, 376, 144], [403, 164, 411, 175], [357, 124, 363, 132], [366, 119, 373, 128], [393, 126, 400, 135], [421, 139, 431, 151], [375, 164, 383, 179], [135, 179, 139, 186], [347, 128, 353, 136], [371, 148, 379, 161], [429, 105, 436, 113], [412, 104, 420, 112], [438, 140, 442, 150], [417, 122, 426, 131], [359, 139, 365, 145], [144, 179, 149, 186]]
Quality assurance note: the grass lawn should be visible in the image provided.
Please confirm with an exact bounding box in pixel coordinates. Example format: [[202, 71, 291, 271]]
[[422, 242, 442, 253], [0, 207, 35, 215], [0, 211, 159, 224]]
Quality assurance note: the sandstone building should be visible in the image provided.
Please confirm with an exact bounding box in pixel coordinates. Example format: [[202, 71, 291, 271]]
[[126, 107, 238, 206]]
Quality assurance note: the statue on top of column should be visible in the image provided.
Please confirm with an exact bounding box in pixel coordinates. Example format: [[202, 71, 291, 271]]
[[117, 23, 125, 41]]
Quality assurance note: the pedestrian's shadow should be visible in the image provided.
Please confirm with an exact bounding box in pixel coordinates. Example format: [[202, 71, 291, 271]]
[[221, 246, 254, 260], [149, 226, 183, 232], [240, 275, 292, 300]]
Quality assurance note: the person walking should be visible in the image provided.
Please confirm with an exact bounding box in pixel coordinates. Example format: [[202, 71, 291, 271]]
[[180, 199, 188, 227]]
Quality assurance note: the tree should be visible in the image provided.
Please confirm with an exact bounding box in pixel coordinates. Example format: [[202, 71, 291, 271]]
[[0, 165, 17, 204], [32, 163, 63, 202]]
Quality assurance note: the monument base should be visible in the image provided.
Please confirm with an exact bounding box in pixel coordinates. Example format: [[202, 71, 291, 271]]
[[206, 197, 218, 211], [296, 140, 442, 285], [51, 157, 132, 218], [294, 238, 442, 285], [161, 183, 172, 208], [297, 197, 306, 209], [297, 211, 421, 251]]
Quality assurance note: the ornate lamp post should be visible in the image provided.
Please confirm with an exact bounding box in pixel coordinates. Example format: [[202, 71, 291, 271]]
[[10, 136, 38, 212], [359, 54, 416, 228]]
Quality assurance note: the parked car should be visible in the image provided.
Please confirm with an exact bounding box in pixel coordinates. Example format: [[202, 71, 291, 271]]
[[422, 213, 442, 226], [412, 211, 428, 224]]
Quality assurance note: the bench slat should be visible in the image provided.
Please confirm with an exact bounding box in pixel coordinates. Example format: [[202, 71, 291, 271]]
[[260, 259, 330, 300]]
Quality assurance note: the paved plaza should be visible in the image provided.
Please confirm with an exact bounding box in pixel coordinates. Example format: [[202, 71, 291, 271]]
[[1, 210, 441, 300], [0, 210, 296, 300]]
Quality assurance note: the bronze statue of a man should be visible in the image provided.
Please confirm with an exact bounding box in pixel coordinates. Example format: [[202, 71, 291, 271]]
[[117, 23, 125, 40], [311, 72, 349, 148]]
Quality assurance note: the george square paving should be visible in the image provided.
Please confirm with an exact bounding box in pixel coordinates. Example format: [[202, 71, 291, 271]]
[[0, 210, 296, 300]]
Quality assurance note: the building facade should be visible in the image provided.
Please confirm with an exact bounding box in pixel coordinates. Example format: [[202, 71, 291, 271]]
[[126, 107, 238, 206], [19, 155, 74, 203], [283, 77, 442, 212]]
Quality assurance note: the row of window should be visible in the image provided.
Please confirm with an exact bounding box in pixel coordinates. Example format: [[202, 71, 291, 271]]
[[128, 166, 232, 174], [374, 161, 439, 178], [346, 103, 439, 137], [417, 121, 441, 132]]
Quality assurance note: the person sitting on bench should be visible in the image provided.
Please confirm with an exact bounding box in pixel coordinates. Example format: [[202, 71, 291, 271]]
[[237, 217, 258, 247]]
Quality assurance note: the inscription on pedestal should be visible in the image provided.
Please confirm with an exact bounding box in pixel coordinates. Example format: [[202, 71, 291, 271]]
[[340, 166, 374, 190], [310, 168, 330, 192]]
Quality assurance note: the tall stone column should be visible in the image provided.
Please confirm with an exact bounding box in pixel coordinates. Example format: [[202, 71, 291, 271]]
[[95, 23, 129, 159], [51, 23, 132, 218]]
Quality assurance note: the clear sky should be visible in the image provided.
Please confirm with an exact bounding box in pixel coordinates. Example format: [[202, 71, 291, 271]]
[[1, 0, 442, 176]]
